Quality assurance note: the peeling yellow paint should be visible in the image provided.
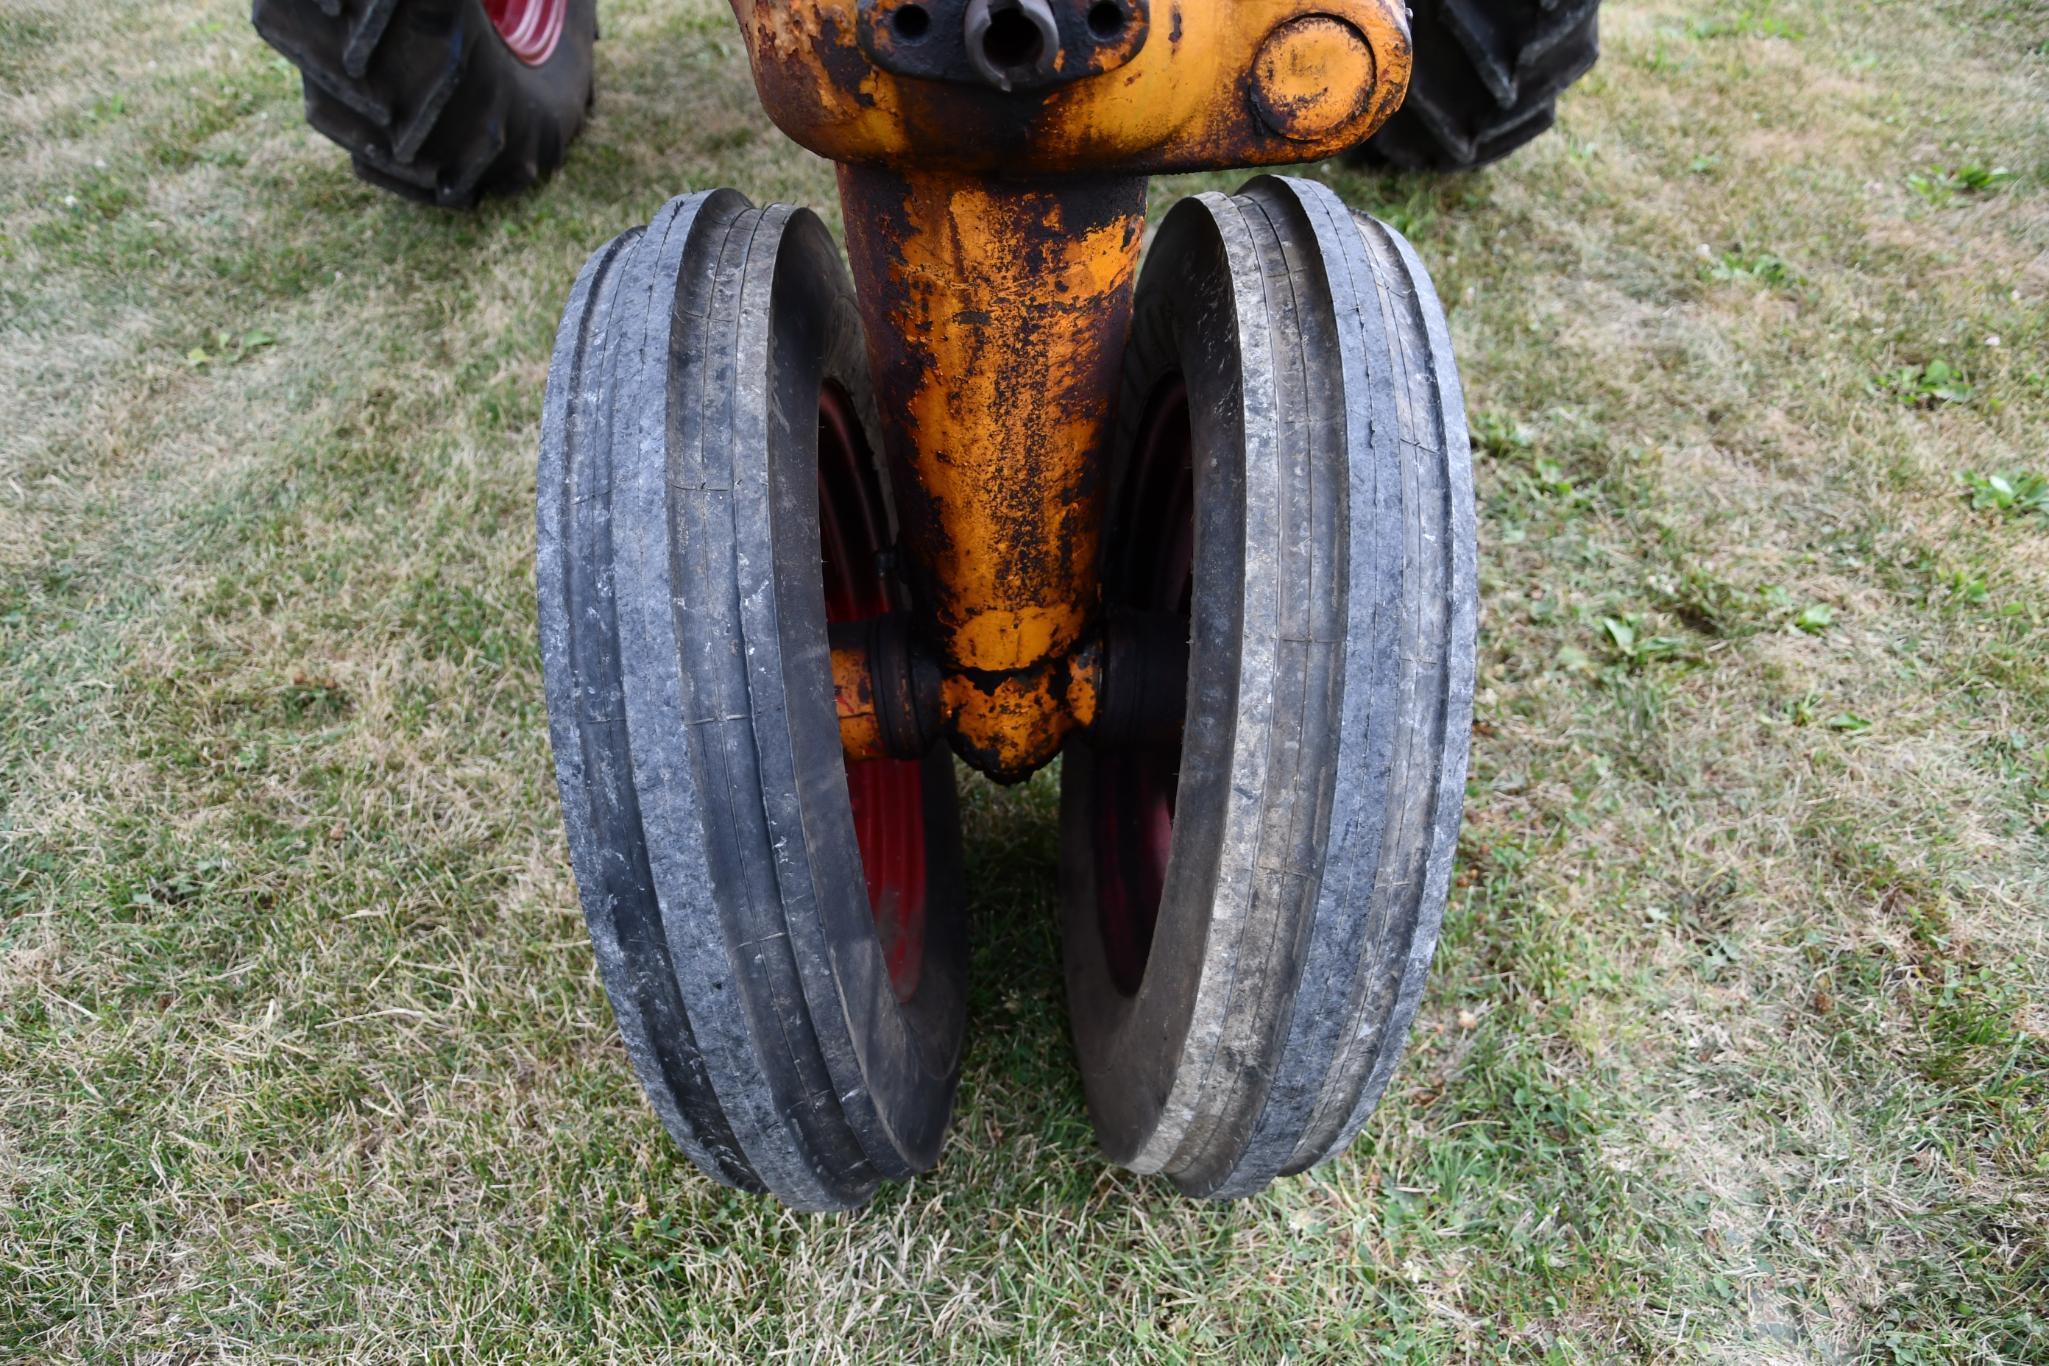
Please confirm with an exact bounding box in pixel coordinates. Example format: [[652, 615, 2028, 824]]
[[732, 0, 1415, 778]]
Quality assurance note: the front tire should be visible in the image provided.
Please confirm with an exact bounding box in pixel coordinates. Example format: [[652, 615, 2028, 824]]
[[537, 192, 968, 1210], [253, 0, 597, 208], [1061, 176, 1477, 1199]]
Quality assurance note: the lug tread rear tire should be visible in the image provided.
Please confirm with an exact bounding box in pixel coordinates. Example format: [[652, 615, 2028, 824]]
[[1359, 0, 1600, 171], [253, 0, 595, 207]]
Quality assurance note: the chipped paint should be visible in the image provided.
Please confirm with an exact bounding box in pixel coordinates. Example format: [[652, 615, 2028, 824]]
[[724, 0, 1414, 780]]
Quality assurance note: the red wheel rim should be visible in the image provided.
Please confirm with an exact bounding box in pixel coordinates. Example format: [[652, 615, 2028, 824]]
[[1094, 380, 1193, 996], [483, 0, 567, 65], [819, 385, 930, 1004]]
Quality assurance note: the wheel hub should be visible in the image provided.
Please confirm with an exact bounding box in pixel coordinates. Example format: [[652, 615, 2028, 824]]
[[484, 0, 566, 65], [1091, 379, 1192, 995], [819, 384, 931, 1004]]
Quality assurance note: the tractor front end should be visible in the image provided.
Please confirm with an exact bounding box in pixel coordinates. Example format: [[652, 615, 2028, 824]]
[[529, 0, 1476, 1209]]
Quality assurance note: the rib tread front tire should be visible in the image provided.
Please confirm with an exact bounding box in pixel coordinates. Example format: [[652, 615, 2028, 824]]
[[1062, 176, 1477, 1200], [539, 192, 967, 1212]]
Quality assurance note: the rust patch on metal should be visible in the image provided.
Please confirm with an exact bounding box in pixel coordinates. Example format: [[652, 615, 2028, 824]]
[[1250, 16, 1377, 143], [729, 0, 1415, 782], [832, 633, 891, 763], [940, 651, 1101, 782], [833, 615, 1106, 780], [839, 164, 1141, 778], [737, 0, 1413, 175], [831, 613, 947, 762], [832, 610, 1199, 782]]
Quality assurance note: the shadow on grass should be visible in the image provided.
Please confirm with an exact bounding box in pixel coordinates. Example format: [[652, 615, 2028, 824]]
[[938, 764, 1123, 1210]]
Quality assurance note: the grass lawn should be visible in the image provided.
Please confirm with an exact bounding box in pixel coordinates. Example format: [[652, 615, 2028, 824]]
[[4, 0, 2047, 1357]]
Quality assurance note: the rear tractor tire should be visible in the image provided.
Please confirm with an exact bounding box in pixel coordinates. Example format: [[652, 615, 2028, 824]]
[[1359, 0, 1601, 171], [254, 0, 597, 208]]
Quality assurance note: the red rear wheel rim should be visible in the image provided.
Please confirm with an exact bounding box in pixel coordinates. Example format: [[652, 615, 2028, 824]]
[[483, 0, 567, 65], [818, 385, 930, 1004], [1094, 380, 1193, 996]]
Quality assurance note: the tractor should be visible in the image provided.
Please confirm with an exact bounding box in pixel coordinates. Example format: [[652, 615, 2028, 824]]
[[255, 0, 1600, 1209]]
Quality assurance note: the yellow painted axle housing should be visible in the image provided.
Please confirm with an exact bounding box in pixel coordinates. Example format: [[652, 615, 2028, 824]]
[[730, 0, 1413, 779]]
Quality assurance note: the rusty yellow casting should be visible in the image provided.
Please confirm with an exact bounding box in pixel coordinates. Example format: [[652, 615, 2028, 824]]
[[730, 0, 1412, 174], [733, 0, 1413, 779], [838, 165, 1140, 777]]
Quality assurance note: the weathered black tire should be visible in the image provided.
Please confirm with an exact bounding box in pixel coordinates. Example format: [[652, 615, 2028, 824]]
[[1359, 0, 1600, 171], [253, 0, 596, 208], [537, 190, 968, 1210], [1060, 175, 1477, 1199]]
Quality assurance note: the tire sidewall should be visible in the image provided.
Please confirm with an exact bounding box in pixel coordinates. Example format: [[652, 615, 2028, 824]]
[[760, 213, 969, 1173], [1061, 194, 1262, 1173]]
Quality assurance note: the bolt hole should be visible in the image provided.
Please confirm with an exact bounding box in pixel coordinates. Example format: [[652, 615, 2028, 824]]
[[981, 8, 1044, 70], [1086, 1, 1124, 38], [892, 3, 931, 39]]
